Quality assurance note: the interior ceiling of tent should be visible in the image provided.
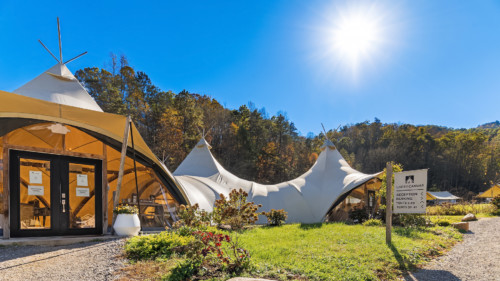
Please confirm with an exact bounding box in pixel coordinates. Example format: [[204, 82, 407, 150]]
[[174, 138, 382, 224]]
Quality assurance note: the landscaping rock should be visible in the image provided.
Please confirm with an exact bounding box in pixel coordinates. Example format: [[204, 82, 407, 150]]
[[452, 222, 469, 231], [227, 277, 273, 281], [461, 213, 477, 222]]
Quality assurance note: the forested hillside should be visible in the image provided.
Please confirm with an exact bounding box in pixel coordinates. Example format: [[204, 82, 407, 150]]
[[75, 55, 499, 199]]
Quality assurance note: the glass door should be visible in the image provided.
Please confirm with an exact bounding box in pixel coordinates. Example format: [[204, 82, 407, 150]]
[[10, 150, 102, 237]]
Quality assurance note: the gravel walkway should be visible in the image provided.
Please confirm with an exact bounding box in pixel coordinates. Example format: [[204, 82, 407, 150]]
[[406, 217, 500, 281], [0, 239, 127, 281]]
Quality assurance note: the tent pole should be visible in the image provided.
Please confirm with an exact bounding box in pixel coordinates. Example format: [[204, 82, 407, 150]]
[[129, 120, 142, 232], [386, 162, 393, 245], [111, 116, 131, 232]]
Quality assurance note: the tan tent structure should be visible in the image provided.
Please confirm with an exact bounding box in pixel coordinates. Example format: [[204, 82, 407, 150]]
[[0, 89, 189, 238], [477, 185, 500, 202], [174, 138, 382, 224], [426, 191, 461, 205]]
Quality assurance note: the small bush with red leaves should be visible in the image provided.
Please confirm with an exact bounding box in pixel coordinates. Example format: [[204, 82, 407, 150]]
[[261, 209, 288, 226], [212, 189, 262, 230], [181, 230, 251, 277]]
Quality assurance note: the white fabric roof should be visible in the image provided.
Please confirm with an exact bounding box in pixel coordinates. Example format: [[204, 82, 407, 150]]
[[174, 138, 381, 223], [14, 63, 103, 112], [427, 191, 461, 200]]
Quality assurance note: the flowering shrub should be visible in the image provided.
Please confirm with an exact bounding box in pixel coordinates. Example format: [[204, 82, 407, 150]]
[[212, 189, 262, 230], [187, 231, 251, 274], [261, 209, 288, 226], [113, 204, 138, 215]]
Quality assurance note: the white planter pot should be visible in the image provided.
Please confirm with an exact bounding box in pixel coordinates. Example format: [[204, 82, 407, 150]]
[[114, 214, 141, 236]]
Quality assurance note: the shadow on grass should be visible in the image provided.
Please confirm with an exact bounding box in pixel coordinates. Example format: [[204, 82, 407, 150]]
[[299, 223, 323, 230], [388, 242, 415, 273]]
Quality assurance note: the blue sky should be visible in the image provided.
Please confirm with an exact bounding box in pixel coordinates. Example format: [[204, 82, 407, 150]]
[[0, 1, 499, 135]]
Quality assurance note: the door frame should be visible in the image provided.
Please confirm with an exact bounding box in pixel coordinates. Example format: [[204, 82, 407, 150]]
[[9, 150, 103, 237]]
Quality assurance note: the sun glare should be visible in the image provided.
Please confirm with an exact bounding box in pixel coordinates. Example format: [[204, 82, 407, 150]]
[[333, 14, 381, 63], [310, 2, 397, 82]]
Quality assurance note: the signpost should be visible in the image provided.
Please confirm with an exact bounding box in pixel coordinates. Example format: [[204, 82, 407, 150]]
[[393, 169, 428, 214], [386, 166, 428, 245]]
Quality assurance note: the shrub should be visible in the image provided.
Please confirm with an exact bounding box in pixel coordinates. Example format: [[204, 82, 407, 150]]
[[212, 189, 262, 230], [261, 209, 288, 226], [426, 203, 495, 216], [491, 196, 500, 209], [172, 203, 211, 230], [434, 219, 451, 227], [113, 204, 138, 215], [396, 214, 427, 228], [349, 206, 368, 223], [362, 219, 383, 226], [125, 231, 194, 260]]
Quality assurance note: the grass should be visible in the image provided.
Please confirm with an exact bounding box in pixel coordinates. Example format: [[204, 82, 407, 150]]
[[236, 223, 461, 280]]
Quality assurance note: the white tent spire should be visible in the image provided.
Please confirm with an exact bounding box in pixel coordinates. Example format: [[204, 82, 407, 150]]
[[14, 18, 102, 112]]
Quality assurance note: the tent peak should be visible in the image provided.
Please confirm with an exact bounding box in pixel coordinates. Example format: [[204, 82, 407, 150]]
[[196, 138, 212, 149], [321, 139, 336, 151]]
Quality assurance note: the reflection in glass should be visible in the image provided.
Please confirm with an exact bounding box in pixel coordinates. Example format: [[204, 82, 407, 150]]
[[69, 163, 96, 229], [19, 158, 51, 229]]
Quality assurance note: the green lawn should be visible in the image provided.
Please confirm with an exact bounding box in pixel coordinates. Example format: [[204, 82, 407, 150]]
[[237, 223, 462, 280], [427, 213, 495, 224]]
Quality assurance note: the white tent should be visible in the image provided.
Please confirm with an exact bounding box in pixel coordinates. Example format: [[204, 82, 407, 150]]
[[14, 63, 103, 112], [174, 138, 382, 224]]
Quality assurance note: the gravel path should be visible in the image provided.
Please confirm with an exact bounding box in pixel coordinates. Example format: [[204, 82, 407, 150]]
[[406, 217, 500, 281], [0, 239, 127, 281]]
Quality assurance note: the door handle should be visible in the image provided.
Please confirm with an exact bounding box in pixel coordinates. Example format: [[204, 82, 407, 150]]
[[62, 193, 66, 213]]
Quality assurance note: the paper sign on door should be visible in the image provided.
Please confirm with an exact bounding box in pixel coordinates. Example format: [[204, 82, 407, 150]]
[[28, 185, 44, 196], [76, 187, 90, 197], [77, 174, 88, 186], [29, 171, 43, 184]]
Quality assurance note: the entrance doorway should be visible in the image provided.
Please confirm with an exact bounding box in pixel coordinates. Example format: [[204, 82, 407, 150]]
[[10, 150, 102, 237]]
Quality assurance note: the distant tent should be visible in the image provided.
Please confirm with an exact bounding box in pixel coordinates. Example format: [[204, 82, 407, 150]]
[[477, 185, 500, 201], [427, 191, 461, 204], [174, 138, 382, 224], [14, 63, 103, 112]]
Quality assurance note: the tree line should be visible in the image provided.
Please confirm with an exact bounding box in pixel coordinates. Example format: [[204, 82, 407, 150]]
[[75, 55, 499, 199]]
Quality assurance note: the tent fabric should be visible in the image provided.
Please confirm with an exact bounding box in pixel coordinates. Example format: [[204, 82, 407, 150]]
[[427, 191, 461, 200], [477, 185, 500, 198], [174, 138, 382, 224], [0, 89, 189, 205], [14, 63, 103, 112]]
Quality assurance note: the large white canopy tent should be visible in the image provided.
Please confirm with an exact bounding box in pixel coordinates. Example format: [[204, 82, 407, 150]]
[[174, 138, 382, 224]]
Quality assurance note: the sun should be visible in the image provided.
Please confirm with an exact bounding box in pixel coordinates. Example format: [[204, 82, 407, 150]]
[[310, 2, 395, 81], [332, 14, 381, 64]]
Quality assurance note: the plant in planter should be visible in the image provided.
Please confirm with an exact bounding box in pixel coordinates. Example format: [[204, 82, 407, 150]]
[[113, 204, 141, 236]]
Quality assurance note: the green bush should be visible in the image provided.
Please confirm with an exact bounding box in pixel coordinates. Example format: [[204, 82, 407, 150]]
[[396, 214, 427, 228], [434, 219, 451, 227], [125, 231, 194, 260], [491, 196, 500, 209], [349, 207, 368, 223], [362, 219, 383, 226], [212, 189, 262, 230], [262, 209, 288, 226], [427, 203, 495, 216], [172, 203, 211, 230]]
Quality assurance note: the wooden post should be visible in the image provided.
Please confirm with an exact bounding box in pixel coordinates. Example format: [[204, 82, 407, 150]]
[[111, 116, 131, 230], [386, 162, 393, 245], [102, 144, 108, 234], [3, 137, 10, 239]]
